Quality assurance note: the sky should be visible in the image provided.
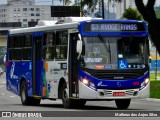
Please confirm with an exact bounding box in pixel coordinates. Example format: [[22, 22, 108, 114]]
[[0, 0, 160, 6], [0, 0, 62, 5]]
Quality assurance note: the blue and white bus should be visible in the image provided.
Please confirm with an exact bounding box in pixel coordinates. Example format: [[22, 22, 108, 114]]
[[6, 17, 150, 109]]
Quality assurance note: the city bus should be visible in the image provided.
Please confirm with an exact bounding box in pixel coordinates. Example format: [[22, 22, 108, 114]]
[[6, 17, 150, 109]]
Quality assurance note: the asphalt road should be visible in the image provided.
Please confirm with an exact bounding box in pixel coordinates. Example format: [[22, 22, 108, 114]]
[[0, 73, 160, 119]]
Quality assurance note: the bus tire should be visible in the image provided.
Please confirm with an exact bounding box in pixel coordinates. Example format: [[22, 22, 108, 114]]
[[20, 80, 31, 105], [115, 99, 131, 109], [20, 80, 41, 106], [61, 84, 73, 108]]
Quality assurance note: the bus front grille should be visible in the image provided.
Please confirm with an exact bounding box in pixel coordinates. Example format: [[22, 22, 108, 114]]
[[82, 68, 148, 80], [94, 72, 142, 80]]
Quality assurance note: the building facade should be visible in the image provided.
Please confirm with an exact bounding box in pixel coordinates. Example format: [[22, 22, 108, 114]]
[[0, 0, 53, 27]]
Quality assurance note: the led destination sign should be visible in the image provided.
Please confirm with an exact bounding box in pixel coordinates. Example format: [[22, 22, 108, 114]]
[[84, 22, 145, 32]]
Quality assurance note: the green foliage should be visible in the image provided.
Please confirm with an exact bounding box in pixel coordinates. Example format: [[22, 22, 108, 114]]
[[150, 81, 160, 99], [123, 7, 142, 20], [81, 0, 122, 9], [155, 6, 160, 18]]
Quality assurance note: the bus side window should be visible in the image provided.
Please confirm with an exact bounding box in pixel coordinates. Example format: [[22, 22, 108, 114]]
[[10, 35, 22, 61], [55, 31, 68, 60], [22, 35, 32, 60], [43, 32, 55, 60]]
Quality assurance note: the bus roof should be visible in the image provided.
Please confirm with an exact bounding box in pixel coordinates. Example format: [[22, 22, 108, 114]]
[[9, 17, 146, 35], [9, 17, 100, 35], [9, 22, 79, 35]]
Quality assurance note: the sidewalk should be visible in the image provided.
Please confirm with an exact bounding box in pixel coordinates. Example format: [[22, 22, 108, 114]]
[[143, 98, 160, 102]]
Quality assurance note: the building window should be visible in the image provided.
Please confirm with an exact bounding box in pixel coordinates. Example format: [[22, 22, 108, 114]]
[[36, 13, 40, 16], [36, 8, 40, 11], [31, 19, 34, 22], [23, 24, 27, 27], [23, 19, 27, 22], [31, 13, 34, 16], [14, 8, 16, 11], [23, 8, 27, 11], [31, 8, 34, 11]]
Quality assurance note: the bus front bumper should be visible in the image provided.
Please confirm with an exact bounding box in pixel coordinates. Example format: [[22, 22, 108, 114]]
[[79, 81, 150, 100]]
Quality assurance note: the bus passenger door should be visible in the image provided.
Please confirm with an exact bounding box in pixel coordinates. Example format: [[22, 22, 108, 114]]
[[69, 33, 79, 97], [32, 32, 43, 96]]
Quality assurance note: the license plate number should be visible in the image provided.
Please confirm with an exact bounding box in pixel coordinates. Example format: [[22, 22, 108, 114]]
[[113, 92, 125, 96]]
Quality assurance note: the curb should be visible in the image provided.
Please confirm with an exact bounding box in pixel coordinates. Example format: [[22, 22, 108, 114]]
[[144, 98, 160, 102]]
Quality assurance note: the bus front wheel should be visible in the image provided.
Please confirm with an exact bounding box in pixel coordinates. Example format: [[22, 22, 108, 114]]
[[62, 84, 73, 108], [115, 99, 131, 109]]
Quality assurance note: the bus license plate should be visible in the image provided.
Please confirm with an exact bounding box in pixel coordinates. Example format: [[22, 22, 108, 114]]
[[112, 92, 125, 96]]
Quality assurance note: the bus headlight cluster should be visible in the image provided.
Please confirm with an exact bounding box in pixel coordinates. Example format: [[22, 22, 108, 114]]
[[82, 78, 95, 90], [140, 78, 150, 90]]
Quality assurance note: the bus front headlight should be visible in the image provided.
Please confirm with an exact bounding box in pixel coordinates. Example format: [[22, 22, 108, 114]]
[[140, 78, 150, 90], [82, 78, 95, 90], [82, 78, 89, 85]]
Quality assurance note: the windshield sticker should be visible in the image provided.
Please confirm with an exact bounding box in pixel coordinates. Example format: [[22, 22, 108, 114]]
[[104, 64, 112, 69], [84, 58, 102, 63], [119, 60, 128, 69], [96, 65, 104, 69]]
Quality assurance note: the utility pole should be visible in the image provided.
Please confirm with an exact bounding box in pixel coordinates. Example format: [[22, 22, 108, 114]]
[[102, 0, 104, 19], [108, 0, 110, 19], [124, 0, 126, 13], [80, 0, 83, 17]]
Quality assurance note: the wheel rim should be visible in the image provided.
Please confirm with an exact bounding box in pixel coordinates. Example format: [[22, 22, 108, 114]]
[[21, 85, 26, 102]]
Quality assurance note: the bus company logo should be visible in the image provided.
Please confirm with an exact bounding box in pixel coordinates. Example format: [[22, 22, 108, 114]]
[[97, 81, 107, 87], [2, 112, 11, 117], [97, 81, 102, 86], [117, 82, 122, 87], [114, 76, 124, 79]]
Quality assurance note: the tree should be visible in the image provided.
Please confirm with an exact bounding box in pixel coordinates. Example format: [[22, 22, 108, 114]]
[[135, 0, 160, 53], [81, 0, 122, 17], [123, 7, 142, 20], [59, 0, 72, 5], [155, 6, 160, 18]]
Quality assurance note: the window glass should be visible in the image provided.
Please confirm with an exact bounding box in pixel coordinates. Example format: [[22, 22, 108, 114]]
[[23, 48, 31, 60], [56, 31, 68, 45], [12, 49, 22, 60], [55, 46, 67, 59], [23, 35, 32, 47], [43, 47, 54, 60], [43, 32, 55, 60], [55, 31, 68, 60], [13, 36, 22, 48]]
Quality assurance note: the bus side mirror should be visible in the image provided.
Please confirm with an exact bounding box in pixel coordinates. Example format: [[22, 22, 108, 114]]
[[77, 40, 82, 59], [3, 55, 6, 63], [77, 40, 82, 53]]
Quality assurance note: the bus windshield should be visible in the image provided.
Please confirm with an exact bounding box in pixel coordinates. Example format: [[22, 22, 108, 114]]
[[81, 37, 148, 70]]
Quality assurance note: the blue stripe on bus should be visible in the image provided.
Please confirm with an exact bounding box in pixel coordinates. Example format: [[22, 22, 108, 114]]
[[32, 32, 44, 37]]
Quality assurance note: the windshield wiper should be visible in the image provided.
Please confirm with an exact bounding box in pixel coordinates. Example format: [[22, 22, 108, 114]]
[[98, 34, 111, 63]]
